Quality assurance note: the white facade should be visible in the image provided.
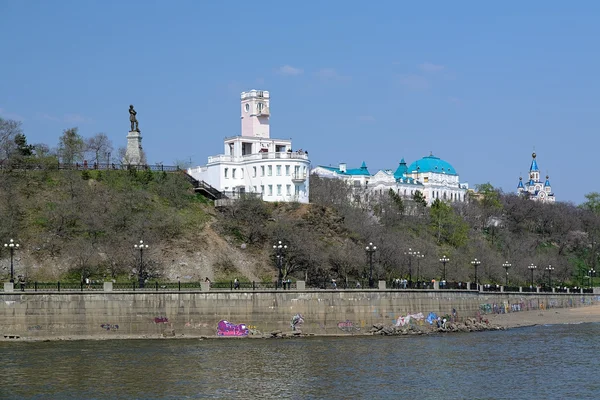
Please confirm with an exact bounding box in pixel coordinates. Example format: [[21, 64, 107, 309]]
[[188, 90, 310, 203], [312, 155, 468, 206]]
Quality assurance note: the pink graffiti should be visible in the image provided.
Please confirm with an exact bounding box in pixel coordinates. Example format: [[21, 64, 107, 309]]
[[217, 320, 249, 337], [154, 317, 169, 324]]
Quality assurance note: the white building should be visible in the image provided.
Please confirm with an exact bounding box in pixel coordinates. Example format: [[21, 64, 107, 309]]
[[312, 153, 468, 205], [188, 90, 310, 203], [517, 152, 555, 203]]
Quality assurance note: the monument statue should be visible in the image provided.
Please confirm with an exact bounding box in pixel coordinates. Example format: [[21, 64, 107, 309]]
[[129, 105, 140, 132]]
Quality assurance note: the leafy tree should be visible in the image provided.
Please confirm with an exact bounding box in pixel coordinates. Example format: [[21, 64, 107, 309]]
[[58, 127, 85, 165], [581, 192, 600, 215], [429, 198, 469, 247]]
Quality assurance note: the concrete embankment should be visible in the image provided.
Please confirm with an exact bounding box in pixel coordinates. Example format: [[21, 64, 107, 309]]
[[0, 289, 597, 340]]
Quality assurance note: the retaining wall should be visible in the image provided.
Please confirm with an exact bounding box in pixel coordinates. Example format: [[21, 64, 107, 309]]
[[1, 290, 597, 339]]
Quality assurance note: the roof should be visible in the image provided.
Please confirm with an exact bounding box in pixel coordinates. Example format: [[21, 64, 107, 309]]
[[530, 152, 539, 172], [394, 158, 408, 179], [317, 162, 370, 177], [406, 154, 457, 175]]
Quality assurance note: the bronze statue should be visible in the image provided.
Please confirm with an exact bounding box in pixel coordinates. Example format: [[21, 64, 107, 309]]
[[129, 105, 140, 132]]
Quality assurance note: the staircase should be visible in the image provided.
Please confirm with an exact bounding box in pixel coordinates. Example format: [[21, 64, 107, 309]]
[[181, 171, 226, 200]]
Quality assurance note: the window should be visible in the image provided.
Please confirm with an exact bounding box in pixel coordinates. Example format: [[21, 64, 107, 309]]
[[276, 165, 281, 176], [268, 185, 273, 196], [253, 186, 257, 192], [285, 165, 290, 176], [260, 185, 264, 193], [295, 185, 300, 195], [224, 168, 228, 178], [261, 166, 265, 177], [240, 168, 244, 177], [232, 168, 236, 179], [253, 167, 257, 177], [286, 184, 291, 195], [424, 177, 429, 183], [268, 165, 272, 176], [277, 184, 282, 195]]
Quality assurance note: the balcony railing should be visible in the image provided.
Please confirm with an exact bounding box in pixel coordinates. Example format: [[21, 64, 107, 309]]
[[291, 172, 307, 181], [208, 152, 309, 164]]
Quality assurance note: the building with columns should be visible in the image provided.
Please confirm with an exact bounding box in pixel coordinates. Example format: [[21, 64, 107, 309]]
[[188, 90, 310, 203], [517, 152, 555, 203], [311, 153, 468, 205]]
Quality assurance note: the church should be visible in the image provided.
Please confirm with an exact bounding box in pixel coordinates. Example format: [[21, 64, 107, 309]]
[[311, 153, 469, 205], [517, 152, 555, 203]]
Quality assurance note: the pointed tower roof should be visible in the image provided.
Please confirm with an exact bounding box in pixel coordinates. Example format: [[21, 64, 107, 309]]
[[394, 158, 408, 179], [544, 175, 551, 186], [530, 152, 539, 172], [517, 176, 524, 189]]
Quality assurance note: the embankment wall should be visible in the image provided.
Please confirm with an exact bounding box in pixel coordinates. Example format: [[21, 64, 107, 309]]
[[0, 290, 597, 339]]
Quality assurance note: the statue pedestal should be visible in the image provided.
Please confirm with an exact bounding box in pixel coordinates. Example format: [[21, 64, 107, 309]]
[[125, 130, 143, 165]]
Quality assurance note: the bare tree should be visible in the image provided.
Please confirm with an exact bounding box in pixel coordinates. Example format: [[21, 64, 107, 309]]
[[86, 133, 113, 164]]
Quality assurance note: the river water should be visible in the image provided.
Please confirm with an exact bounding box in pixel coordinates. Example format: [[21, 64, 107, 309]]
[[1, 323, 599, 399]]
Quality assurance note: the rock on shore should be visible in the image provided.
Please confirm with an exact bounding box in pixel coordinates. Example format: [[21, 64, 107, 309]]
[[369, 318, 505, 336]]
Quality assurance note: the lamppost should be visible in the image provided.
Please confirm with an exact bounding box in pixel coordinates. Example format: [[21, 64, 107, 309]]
[[4, 239, 20, 283], [471, 258, 481, 286], [273, 240, 287, 288], [528, 263, 537, 289], [502, 261, 512, 286], [134, 240, 149, 288], [545, 265, 554, 288], [439, 255, 450, 282], [588, 268, 595, 287], [365, 242, 377, 288], [404, 248, 417, 288], [415, 252, 424, 287]]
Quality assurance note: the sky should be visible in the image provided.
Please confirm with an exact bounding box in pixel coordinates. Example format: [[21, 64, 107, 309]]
[[1, 1, 599, 205]]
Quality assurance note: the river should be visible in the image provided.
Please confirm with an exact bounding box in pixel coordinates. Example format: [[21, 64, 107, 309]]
[[1, 323, 599, 399]]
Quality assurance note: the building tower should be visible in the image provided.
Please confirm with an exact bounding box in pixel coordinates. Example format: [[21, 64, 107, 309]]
[[241, 90, 270, 138]]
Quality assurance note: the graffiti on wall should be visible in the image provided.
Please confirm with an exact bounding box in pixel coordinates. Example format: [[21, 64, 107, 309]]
[[27, 325, 42, 331], [291, 313, 304, 331], [337, 320, 360, 333], [395, 312, 425, 327], [100, 323, 119, 331], [154, 317, 169, 324], [217, 320, 249, 337]]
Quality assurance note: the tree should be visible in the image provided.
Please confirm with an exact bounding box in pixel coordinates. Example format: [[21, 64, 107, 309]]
[[0, 118, 23, 163], [581, 192, 600, 215], [412, 190, 427, 208], [58, 127, 85, 165], [86, 133, 113, 165], [429, 198, 469, 247]]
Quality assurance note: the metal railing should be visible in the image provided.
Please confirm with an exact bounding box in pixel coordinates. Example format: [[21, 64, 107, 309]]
[[0, 161, 179, 172]]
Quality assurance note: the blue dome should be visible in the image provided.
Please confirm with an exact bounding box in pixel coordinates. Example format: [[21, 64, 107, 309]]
[[406, 154, 458, 175]]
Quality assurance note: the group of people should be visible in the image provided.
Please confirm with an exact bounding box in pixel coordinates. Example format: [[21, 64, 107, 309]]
[[392, 278, 409, 289]]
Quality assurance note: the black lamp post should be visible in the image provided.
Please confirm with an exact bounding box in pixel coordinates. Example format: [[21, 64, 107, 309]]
[[404, 248, 417, 288], [4, 239, 20, 283], [588, 268, 595, 287], [440, 255, 450, 282], [416, 252, 424, 286], [273, 241, 287, 288], [471, 258, 481, 286], [502, 261, 512, 286], [134, 240, 149, 288], [528, 263, 537, 289], [545, 265, 554, 288], [365, 242, 376, 288]]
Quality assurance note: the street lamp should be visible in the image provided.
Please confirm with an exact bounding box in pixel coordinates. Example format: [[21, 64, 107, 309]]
[[273, 240, 287, 288], [365, 242, 377, 288], [471, 258, 481, 286], [528, 263, 537, 289], [588, 268, 595, 287], [404, 248, 417, 288], [502, 261, 512, 286], [439, 255, 450, 282], [545, 265, 554, 288], [4, 239, 20, 283], [134, 240, 149, 288], [415, 252, 424, 287]]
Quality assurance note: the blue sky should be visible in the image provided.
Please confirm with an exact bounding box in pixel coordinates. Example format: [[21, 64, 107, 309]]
[[1, 1, 599, 204]]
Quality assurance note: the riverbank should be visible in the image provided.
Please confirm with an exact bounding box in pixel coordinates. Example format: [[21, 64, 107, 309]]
[[487, 303, 600, 328]]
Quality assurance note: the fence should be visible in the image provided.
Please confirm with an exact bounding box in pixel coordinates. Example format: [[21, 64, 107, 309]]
[[0, 161, 179, 172]]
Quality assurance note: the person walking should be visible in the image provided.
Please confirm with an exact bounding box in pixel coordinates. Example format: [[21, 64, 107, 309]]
[[234, 278, 240, 290]]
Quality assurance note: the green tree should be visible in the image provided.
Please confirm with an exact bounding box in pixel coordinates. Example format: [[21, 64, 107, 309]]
[[412, 190, 427, 208], [58, 127, 85, 165], [581, 192, 600, 215], [429, 198, 469, 247]]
